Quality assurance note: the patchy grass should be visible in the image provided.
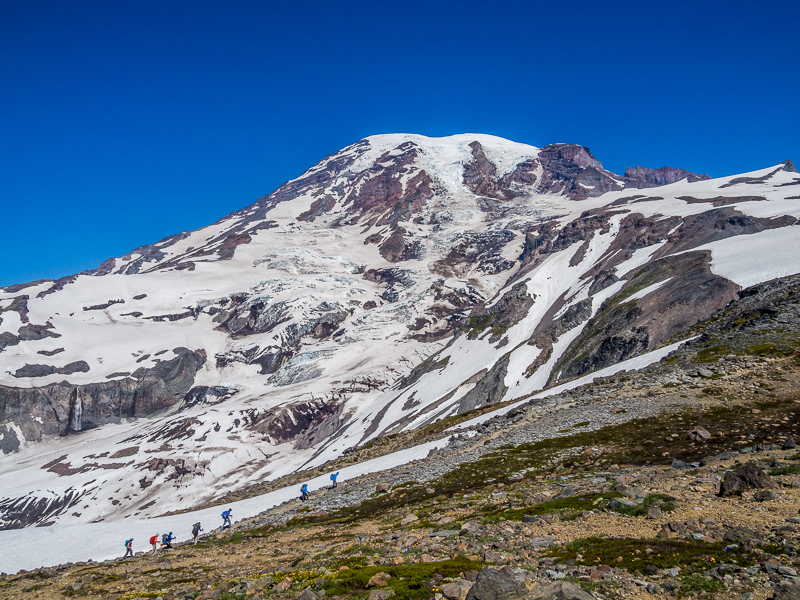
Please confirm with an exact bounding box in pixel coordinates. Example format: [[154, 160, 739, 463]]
[[768, 466, 800, 476], [547, 537, 768, 573], [322, 556, 484, 600], [481, 492, 621, 523], [614, 493, 676, 517], [676, 574, 723, 598]]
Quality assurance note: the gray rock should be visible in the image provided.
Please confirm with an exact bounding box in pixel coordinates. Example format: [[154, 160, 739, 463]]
[[719, 465, 775, 496], [522, 515, 540, 523], [464, 569, 528, 600], [528, 581, 593, 600], [430, 530, 460, 538]]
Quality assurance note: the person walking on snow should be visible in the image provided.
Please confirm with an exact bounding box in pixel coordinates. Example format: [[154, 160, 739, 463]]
[[192, 522, 203, 545], [300, 483, 309, 501], [149, 534, 159, 554], [161, 532, 174, 549], [221, 508, 233, 530], [330, 471, 339, 489], [123, 538, 134, 559]]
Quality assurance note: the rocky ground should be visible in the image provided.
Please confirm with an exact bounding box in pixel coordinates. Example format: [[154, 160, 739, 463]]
[[2, 277, 800, 600]]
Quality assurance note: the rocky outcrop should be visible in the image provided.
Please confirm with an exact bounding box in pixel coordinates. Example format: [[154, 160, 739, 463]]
[[551, 252, 740, 383], [431, 230, 517, 278], [0, 348, 206, 451], [623, 165, 710, 187], [533, 144, 623, 200]]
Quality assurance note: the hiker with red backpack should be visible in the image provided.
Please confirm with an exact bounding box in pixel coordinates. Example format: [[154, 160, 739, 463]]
[[149, 534, 159, 554]]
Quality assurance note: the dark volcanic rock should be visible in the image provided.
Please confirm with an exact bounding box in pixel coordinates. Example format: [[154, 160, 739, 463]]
[[623, 165, 710, 188], [528, 581, 593, 600], [719, 465, 776, 497], [464, 568, 527, 600]]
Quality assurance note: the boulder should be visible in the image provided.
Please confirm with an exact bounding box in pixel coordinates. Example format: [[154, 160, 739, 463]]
[[442, 580, 474, 600], [688, 426, 711, 442], [783, 439, 797, 450], [771, 582, 800, 600], [274, 576, 292, 592], [723, 526, 761, 544], [528, 581, 593, 600], [376, 483, 392, 492], [368, 572, 390, 588], [754, 490, 777, 502], [719, 465, 775, 496], [400, 513, 418, 526], [298, 590, 318, 600], [464, 568, 527, 600], [368, 591, 396, 600]]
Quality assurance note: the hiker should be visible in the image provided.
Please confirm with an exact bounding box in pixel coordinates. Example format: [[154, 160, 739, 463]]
[[300, 483, 309, 501], [123, 538, 134, 558], [149, 534, 159, 554], [330, 471, 339, 489], [221, 508, 233, 530], [192, 522, 203, 545], [161, 532, 174, 549]]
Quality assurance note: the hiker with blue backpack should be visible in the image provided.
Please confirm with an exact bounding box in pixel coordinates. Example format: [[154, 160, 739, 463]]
[[221, 508, 233, 530], [161, 532, 174, 549], [330, 471, 339, 489], [300, 483, 309, 501], [123, 538, 134, 558]]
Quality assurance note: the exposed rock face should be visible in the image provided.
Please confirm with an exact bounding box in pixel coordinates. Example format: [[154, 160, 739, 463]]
[[552, 251, 739, 383], [623, 165, 710, 187], [0, 348, 206, 450]]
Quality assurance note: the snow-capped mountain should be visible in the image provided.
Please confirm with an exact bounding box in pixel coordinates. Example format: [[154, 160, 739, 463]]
[[1, 133, 799, 529]]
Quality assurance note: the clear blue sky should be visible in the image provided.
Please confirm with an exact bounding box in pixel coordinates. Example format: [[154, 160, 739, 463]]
[[1, 0, 798, 287]]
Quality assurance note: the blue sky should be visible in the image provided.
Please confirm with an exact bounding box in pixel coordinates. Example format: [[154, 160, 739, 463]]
[[1, 0, 797, 287]]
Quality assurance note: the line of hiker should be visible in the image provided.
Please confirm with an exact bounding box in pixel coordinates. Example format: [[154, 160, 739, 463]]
[[120, 509, 227, 558], [121, 470, 341, 558], [299, 471, 340, 502]]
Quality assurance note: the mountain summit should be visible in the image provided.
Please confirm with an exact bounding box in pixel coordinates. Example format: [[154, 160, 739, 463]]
[[1, 133, 799, 529]]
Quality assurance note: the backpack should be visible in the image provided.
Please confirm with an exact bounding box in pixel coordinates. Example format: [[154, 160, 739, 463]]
[[125, 539, 132, 549], [149, 535, 157, 545], [162, 534, 169, 545], [222, 510, 228, 518]]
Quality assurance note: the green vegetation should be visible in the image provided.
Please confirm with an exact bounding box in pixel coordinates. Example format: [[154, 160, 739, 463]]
[[746, 343, 795, 357], [614, 493, 676, 517], [482, 492, 621, 523], [548, 537, 767, 574], [322, 556, 484, 600], [676, 574, 723, 598], [768, 465, 800, 476]]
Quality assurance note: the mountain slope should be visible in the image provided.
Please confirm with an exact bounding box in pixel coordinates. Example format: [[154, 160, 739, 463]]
[[0, 133, 799, 529]]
